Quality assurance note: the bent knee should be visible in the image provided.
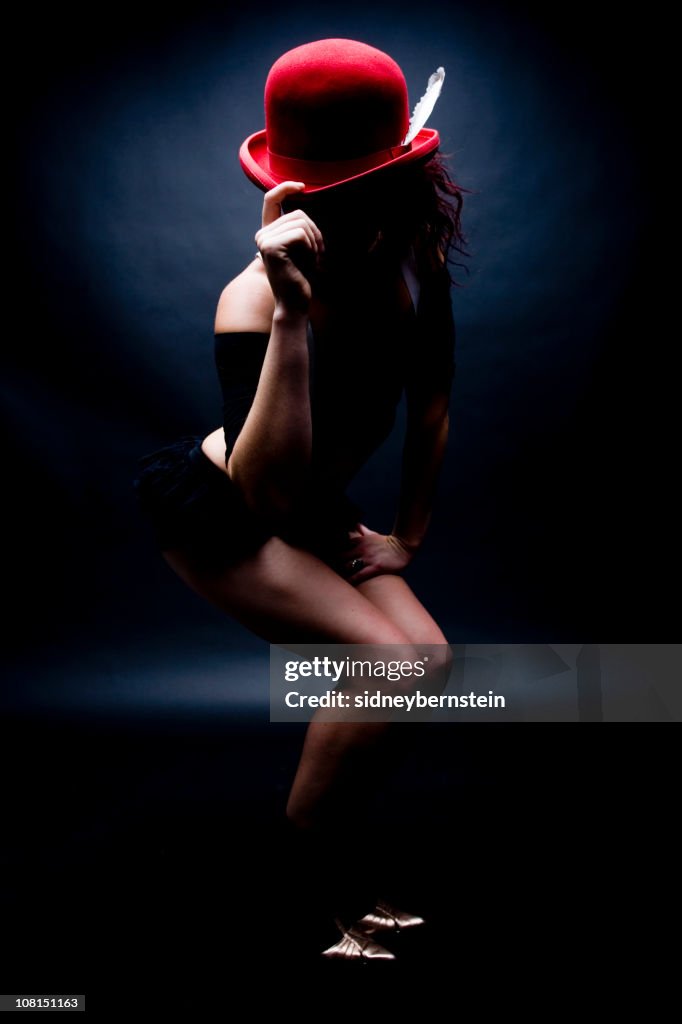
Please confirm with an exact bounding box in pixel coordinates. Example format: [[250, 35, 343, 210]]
[[414, 624, 448, 646]]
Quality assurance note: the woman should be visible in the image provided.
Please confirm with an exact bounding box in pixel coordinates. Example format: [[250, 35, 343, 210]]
[[134, 38, 467, 962]]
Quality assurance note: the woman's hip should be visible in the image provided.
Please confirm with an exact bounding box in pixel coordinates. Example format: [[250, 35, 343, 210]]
[[133, 436, 361, 576]]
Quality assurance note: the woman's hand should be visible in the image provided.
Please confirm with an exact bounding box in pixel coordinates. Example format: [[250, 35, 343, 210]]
[[255, 181, 325, 316], [341, 522, 416, 584]]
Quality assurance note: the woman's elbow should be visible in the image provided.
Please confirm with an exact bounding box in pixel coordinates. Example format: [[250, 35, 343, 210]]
[[227, 456, 299, 523]]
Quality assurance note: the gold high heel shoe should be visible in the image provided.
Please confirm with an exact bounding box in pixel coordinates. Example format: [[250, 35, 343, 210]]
[[355, 898, 425, 935], [320, 917, 396, 961]]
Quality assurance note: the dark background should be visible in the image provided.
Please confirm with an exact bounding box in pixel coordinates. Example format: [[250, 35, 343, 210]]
[[2, 0, 675, 1011]]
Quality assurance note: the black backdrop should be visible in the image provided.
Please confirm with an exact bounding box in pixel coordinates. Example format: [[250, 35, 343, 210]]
[[2, 0, 676, 1009]]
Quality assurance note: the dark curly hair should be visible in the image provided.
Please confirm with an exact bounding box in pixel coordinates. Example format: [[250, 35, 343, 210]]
[[378, 150, 471, 285], [282, 149, 470, 286]]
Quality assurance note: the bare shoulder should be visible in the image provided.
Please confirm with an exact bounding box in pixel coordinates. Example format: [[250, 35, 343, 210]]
[[214, 257, 275, 334]]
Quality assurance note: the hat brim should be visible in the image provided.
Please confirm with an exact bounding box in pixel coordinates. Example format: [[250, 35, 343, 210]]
[[238, 127, 440, 196]]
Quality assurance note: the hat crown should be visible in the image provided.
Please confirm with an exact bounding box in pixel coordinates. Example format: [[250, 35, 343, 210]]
[[264, 38, 409, 162]]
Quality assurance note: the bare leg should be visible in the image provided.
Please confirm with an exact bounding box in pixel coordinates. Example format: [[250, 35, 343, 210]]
[[162, 543, 450, 950], [287, 576, 453, 825], [355, 574, 449, 646], [347, 574, 452, 925], [162, 537, 415, 826]]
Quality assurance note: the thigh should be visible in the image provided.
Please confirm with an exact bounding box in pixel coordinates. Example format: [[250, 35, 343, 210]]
[[162, 536, 413, 646], [355, 574, 448, 645]]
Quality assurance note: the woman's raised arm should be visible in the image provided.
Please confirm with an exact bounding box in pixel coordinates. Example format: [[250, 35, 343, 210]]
[[222, 181, 324, 522]]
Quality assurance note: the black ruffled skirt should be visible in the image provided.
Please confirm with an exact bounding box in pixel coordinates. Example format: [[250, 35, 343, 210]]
[[133, 435, 362, 576]]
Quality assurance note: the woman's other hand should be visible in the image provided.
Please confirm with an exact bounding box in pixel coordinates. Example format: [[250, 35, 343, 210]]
[[341, 523, 416, 584], [255, 181, 324, 316]]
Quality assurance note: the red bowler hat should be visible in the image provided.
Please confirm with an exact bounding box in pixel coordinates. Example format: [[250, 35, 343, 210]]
[[239, 38, 445, 196]]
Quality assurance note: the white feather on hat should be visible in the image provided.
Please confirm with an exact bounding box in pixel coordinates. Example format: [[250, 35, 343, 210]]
[[402, 66, 445, 145]]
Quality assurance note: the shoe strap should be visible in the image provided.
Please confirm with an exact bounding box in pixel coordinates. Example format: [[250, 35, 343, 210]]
[[377, 900, 401, 926], [334, 917, 367, 957]]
